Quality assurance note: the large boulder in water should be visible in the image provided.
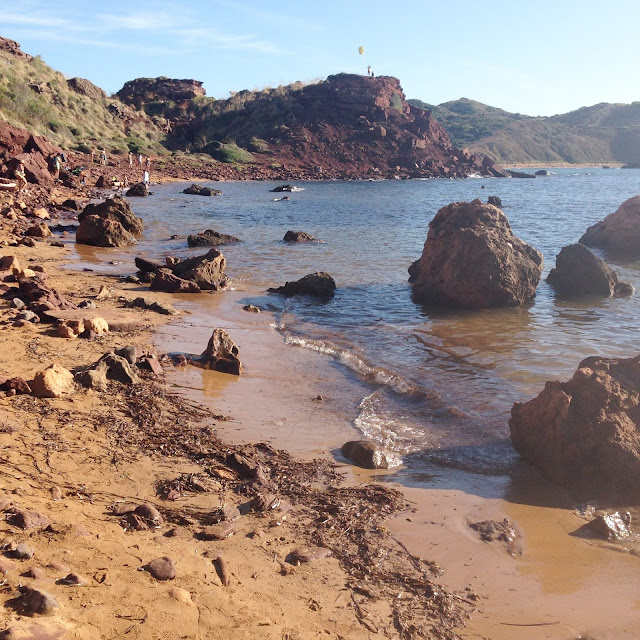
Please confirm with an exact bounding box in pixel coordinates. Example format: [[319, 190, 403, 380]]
[[183, 184, 222, 196], [76, 215, 137, 247], [268, 272, 336, 298], [125, 182, 149, 197], [341, 441, 402, 469], [510, 354, 640, 502], [410, 199, 543, 308], [187, 230, 240, 247], [547, 243, 634, 297], [78, 195, 144, 235], [580, 195, 640, 258], [150, 271, 201, 293], [170, 248, 228, 290]]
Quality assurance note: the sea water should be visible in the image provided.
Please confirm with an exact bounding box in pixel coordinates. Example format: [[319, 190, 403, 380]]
[[76, 168, 640, 476]]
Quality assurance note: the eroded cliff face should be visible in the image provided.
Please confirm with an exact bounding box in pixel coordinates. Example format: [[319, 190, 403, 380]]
[[116, 78, 206, 110]]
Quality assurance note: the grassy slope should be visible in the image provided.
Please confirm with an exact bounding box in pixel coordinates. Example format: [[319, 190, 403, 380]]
[[0, 51, 164, 154], [410, 97, 640, 164]]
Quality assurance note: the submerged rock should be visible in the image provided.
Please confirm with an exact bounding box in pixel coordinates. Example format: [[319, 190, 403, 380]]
[[183, 184, 222, 196], [76, 215, 137, 247], [510, 354, 640, 502], [410, 200, 543, 308], [198, 329, 241, 375], [170, 248, 228, 290], [78, 195, 144, 235], [125, 182, 149, 197], [187, 230, 239, 247], [580, 195, 640, 257], [547, 243, 634, 297], [150, 271, 201, 293], [268, 272, 336, 298], [580, 511, 632, 541], [283, 230, 318, 243], [341, 441, 402, 469]]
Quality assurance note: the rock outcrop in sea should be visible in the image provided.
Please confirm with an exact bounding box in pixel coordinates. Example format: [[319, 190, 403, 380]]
[[547, 243, 634, 297], [76, 195, 144, 247], [410, 200, 543, 308], [510, 354, 640, 502], [580, 195, 640, 258]]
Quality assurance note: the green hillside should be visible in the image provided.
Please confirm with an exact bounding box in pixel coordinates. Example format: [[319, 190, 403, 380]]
[[0, 47, 164, 154], [410, 97, 640, 164]]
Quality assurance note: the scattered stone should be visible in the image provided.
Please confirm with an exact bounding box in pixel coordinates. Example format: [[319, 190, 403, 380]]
[[114, 346, 140, 364], [187, 229, 240, 247], [268, 272, 336, 298], [22, 566, 47, 580], [58, 572, 88, 586], [25, 223, 51, 238], [50, 487, 62, 501], [209, 551, 230, 586], [341, 441, 402, 469], [31, 207, 50, 219], [30, 364, 75, 398], [469, 519, 521, 557], [410, 200, 543, 308], [507, 170, 536, 178], [242, 304, 260, 313], [97, 353, 140, 384], [165, 489, 180, 501], [143, 557, 175, 580], [183, 184, 222, 196], [150, 271, 201, 294], [49, 241, 64, 248], [122, 514, 149, 531], [83, 317, 109, 335], [16, 310, 39, 323], [0, 558, 14, 575], [111, 502, 137, 516], [283, 230, 318, 242], [19, 586, 59, 615], [135, 257, 163, 273], [8, 508, 51, 530], [56, 319, 84, 338], [535, 169, 549, 176], [138, 356, 163, 376], [127, 296, 178, 315], [251, 494, 280, 512], [1, 377, 31, 394], [18, 237, 37, 247], [76, 215, 137, 248], [170, 248, 228, 291], [12, 543, 34, 559], [170, 354, 188, 367], [580, 511, 632, 541], [198, 329, 241, 375], [547, 243, 634, 297], [77, 300, 96, 309], [168, 586, 194, 605], [200, 522, 235, 540], [510, 354, 640, 501], [0, 255, 21, 273], [74, 367, 108, 392], [289, 546, 332, 564], [134, 503, 163, 526]]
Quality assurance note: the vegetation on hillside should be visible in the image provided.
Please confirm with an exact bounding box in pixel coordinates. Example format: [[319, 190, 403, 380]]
[[0, 50, 164, 154]]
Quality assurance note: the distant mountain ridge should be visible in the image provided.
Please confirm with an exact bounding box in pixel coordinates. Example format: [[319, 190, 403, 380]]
[[408, 97, 640, 165]]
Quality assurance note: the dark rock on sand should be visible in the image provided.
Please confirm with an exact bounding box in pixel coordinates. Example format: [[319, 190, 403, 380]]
[[143, 557, 175, 580], [111, 502, 137, 516], [58, 572, 88, 586], [199, 329, 241, 375], [8, 509, 51, 530], [125, 182, 149, 197], [200, 522, 235, 540], [268, 272, 336, 298], [18, 276, 76, 314], [18, 586, 59, 615], [11, 543, 34, 559], [182, 184, 222, 196], [469, 519, 520, 557], [341, 441, 402, 469], [580, 195, 640, 258], [75, 367, 108, 392], [150, 271, 202, 294], [283, 230, 318, 243], [187, 230, 240, 247], [1, 377, 31, 394], [547, 243, 634, 297], [410, 200, 543, 308], [134, 503, 163, 526], [127, 297, 178, 315], [510, 354, 640, 502], [289, 546, 332, 563], [170, 248, 228, 290], [135, 257, 163, 273], [243, 304, 260, 313], [76, 215, 137, 248]]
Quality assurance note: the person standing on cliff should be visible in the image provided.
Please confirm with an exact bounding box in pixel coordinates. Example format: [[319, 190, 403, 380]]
[[14, 161, 27, 192], [367, 65, 371, 76]]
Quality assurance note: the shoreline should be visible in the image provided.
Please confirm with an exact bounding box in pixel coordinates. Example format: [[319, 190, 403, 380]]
[[2, 166, 640, 639]]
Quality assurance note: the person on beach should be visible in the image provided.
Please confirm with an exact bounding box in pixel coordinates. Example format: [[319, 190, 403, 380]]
[[128, 152, 133, 168], [143, 170, 150, 186], [145, 156, 150, 169], [101, 149, 107, 166], [52, 154, 61, 179], [138, 154, 143, 167], [14, 161, 27, 192], [91, 148, 95, 163]]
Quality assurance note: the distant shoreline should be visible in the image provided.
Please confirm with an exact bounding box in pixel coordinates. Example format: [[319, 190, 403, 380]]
[[508, 162, 624, 169]]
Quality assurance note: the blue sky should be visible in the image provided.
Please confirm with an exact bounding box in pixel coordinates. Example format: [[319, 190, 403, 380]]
[[2, 0, 639, 116]]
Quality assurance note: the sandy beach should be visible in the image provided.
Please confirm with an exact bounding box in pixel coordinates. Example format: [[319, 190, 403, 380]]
[[1, 159, 640, 640]]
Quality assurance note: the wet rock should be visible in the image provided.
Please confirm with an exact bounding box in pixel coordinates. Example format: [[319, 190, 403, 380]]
[[30, 364, 75, 398], [61, 198, 81, 211], [200, 522, 235, 541], [49, 241, 64, 248], [289, 546, 332, 563], [198, 329, 241, 375], [19, 586, 59, 615], [268, 272, 336, 298], [507, 170, 536, 178], [270, 185, 295, 192], [83, 317, 108, 335], [150, 271, 201, 294], [1, 377, 31, 394], [243, 304, 260, 313], [183, 184, 222, 196], [125, 182, 148, 197], [469, 519, 521, 557], [138, 356, 163, 376], [487, 195, 502, 207], [76, 215, 137, 248], [283, 230, 318, 242], [143, 557, 175, 580], [341, 440, 402, 469], [170, 248, 228, 291], [580, 511, 632, 541], [510, 354, 640, 501], [547, 243, 634, 297], [134, 503, 163, 526], [8, 509, 51, 530], [134, 257, 163, 273], [580, 194, 640, 258], [410, 200, 543, 308], [25, 224, 51, 238], [127, 297, 178, 315], [170, 354, 188, 367], [187, 230, 240, 247], [79, 195, 144, 235]]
